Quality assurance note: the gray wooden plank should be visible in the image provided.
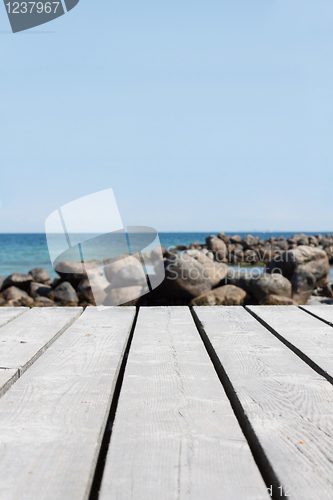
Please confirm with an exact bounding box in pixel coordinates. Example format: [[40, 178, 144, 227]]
[[99, 306, 270, 500], [300, 304, 333, 326], [0, 307, 28, 327], [248, 305, 333, 381], [0, 306, 136, 500], [194, 306, 333, 500], [0, 307, 82, 375]]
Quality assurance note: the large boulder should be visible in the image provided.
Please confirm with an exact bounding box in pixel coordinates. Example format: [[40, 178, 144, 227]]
[[0, 276, 4, 290], [250, 273, 292, 302], [241, 234, 258, 249], [266, 245, 330, 304], [190, 285, 246, 306], [151, 253, 212, 303], [2, 286, 30, 301], [185, 249, 229, 287], [226, 270, 292, 303], [104, 254, 143, 284], [54, 261, 101, 287], [111, 265, 147, 288], [1, 273, 33, 292], [230, 235, 241, 244], [205, 235, 227, 260], [290, 267, 316, 305], [29, 268, 51, 285], [49, 281, 78, 305]]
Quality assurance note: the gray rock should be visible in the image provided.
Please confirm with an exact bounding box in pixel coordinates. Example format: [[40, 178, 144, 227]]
[[257, 248, 275, 262], [266, 245, 329, 282], [1, 273, 33, 292], [55, 261, 101, 286], [226, 270, 292, 303], [225, 270, 255, 294], [290, 267, 316, 305], [190, 285, 246, 306], [5, 296, 34, 307], [30, 282, 52, 299], [185, 249, 229, 287], [50, 281, 78, 305], [241, 234, 257, 249], [230, 235, 241, 244], [0, 276, 4, 290], [162, 253, 212, 301], [151, 246, 167, 260], [250, 273, 292, 302], [2, 286, 30, 301], [205, 235, 227, 259], [29, 267, 51, 285], [275, 239, 288, 251], [52, 278, 63, 289], [104, 254, 143, 284], [309, 236, 318, 246], [324, 245, 333, 263], [112, 264, 147, 288], [243, 249, 258, 264], [33, 296, 56, 307], [217, 232, 226, 240], [266, 245, 330, 305]]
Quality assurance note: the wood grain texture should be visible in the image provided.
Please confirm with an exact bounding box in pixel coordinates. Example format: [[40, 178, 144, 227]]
[[100, 306, 269, 500], [0, 307, 82, 374], [248, 305, 333, 381], [0, 307, 28, 328], [194, 306, 333, 500], [300, 305, 333, 326], [0, 306, 136, 500]]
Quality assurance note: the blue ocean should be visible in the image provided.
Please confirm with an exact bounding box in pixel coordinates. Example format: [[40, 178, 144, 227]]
[[0, 232, 332, 281]]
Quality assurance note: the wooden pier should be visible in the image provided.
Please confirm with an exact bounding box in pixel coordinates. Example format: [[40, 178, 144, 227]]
[[0, 305, 333, 499]]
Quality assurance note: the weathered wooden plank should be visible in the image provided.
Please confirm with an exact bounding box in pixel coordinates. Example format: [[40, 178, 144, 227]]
[[0, 306, 136, 500], [194, 306, 333, 500], [0, 306, 28, 397], [248, 305, 333, 382], [99, 306, 269, 500], [0, 307, 28, 327], [0, 307, 82, 374], [300, 304, 333, 326]]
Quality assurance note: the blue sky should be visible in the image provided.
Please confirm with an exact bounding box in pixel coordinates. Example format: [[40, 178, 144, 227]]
[[1, 0, 333, 233]]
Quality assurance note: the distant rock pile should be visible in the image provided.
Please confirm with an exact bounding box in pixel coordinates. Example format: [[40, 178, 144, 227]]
[[0, 233, 333, 307]]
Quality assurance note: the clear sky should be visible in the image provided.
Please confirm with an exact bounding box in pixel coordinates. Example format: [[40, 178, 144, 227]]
[[1, 0, 333, 233]]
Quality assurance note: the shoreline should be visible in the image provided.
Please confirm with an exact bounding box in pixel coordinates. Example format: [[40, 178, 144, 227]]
[[1, 232, 333, 308]]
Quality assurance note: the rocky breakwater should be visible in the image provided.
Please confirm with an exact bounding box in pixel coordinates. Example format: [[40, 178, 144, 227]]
[[0, 232, 333, 307]]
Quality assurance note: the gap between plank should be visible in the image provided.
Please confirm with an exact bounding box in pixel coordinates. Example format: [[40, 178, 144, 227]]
[[190, 307, 288, 500], [88, 306, 139, 500], [299, 305, 333, 327], [246, 306, 333, 387]]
